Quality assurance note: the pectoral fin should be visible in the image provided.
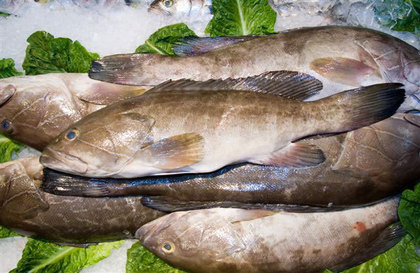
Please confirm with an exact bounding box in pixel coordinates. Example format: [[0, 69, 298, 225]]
[[329, 222, 405, 272], [75, 83, 148, 105], [0, 84, 16, 106], [150, 71, 322, 101], [250, 143, 326, 168], [135, 133, 204, 170], [310, 57, 381, 86]]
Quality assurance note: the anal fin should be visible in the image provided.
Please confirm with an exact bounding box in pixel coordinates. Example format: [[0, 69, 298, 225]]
[[136, 133, 204, 170], [250, 143, 326, 168]]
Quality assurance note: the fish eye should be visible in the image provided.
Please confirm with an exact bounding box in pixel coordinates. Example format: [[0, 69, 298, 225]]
[[0, 119, 12, 132], [161, 242, 175, 254], [161, 0, 173, 7], [65, 129, 79, 141]]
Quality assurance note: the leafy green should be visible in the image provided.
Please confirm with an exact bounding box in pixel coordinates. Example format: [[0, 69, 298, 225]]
[[0, 134, 22, 163], [205, 0, 277, 36], [135, 23, 197, 56], [0, 11, 11, 17], [12, 239, 123, 273], [0, 226, 21, 238], [0, 58, 23, 78], [374, 0, 420, 35], [399, 183, 420, 245], [22, 31, 99, 75], [126, 242, 186, 273], [340, 235, 420, 273]]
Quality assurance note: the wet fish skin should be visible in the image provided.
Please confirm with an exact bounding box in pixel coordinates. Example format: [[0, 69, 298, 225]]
[[41, 113, 420, 209], [137, 197, 402, 273], [0, 156, 165, 244], [0, 73, 148, 150], [148, 0, 212, 16], [90, 26, 420, 112], [40, 82, 404, 178]]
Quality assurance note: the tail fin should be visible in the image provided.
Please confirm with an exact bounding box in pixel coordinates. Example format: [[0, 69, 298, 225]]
[[317, 83, 405, 133], [89, 53, 165, 86]]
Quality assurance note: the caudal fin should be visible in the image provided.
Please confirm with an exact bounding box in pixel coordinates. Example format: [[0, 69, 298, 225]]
[[318, 83, 405, 133], [89, 53, 165, 86]]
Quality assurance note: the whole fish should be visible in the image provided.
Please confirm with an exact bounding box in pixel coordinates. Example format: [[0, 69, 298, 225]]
[[136, 197, 403, 273], [0, 156, 165, 244], [40, 72, 404, 178], [41, 113, 420, 210], [0, 73, 148, 150], [89, 26, 420, 112], [148, 0, 212, 16]]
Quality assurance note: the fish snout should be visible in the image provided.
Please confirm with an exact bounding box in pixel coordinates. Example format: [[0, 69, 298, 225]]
[[40, 148, 88, 175]]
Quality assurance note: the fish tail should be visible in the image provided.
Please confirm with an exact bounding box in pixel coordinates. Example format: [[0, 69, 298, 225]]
[[89, 53, 165, 86], [317, 83, 405, 133]]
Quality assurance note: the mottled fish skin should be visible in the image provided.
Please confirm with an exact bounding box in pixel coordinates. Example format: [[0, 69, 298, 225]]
[[42, 113, 420, 208], [0, 73, 148, 150], [0, 157, 165, 244], [148, 0, 212, 16], [40, 83, 404, 178], [90, 26, 420, 112], [137, 197, 401, 273]]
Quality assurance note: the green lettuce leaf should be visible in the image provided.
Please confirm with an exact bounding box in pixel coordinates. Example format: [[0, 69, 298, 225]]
[[374, 0, 420, 35], [205, 0, 277, 36], [126, 242, 186, 273], [135, 23, 197, 56], [340, 235, 420, 273], [399, 183, 420, 244], [0, 58, 23, 78], [0, 226, 21, 238], [0, 12, 11, 17], [22, 31, 99, 75], [0, 134, 22, 163], [12, 239, 123, 273]]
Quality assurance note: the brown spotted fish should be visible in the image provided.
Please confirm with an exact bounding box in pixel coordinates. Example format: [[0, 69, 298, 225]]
[[136, 197, 403, 273], [40, 113, 420, 211], [0, 73, 148, 150], [40, 72, 404, 178], [89, 26, 420, 112], [0, 156, 165, 245]]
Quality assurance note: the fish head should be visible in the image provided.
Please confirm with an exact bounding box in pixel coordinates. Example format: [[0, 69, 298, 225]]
[[0, 157, 48, 220], [148, 0, 192, 16], [0, 75, 82, 150], [356, 36, 420, 111], [136, 208, 266, 272], [40, 107, 155, 177]]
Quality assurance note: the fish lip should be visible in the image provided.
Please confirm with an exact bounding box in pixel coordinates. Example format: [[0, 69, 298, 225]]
[[40, 148, 88, 174]]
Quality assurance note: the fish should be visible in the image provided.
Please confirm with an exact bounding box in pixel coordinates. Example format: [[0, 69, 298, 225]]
[[40, 72, 405, 178], [148, 0, 212, 16], [0, 156, 165, 245], [0, 73, 148, 150], [136, 197, 403, 273], [41, 113, 420, 210], [89, 26, 420, 113]]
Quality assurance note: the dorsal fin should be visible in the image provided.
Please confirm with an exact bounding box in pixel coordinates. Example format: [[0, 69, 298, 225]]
[[148, 71, 323, 101], [173, 36, 259, 56]]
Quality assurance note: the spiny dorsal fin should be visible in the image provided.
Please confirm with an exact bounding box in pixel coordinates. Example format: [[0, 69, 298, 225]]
[[148, 71, 323, 101], [173, 36, 259, 56]]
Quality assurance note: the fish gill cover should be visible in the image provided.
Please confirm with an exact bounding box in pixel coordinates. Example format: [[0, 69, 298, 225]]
[[0, 0, 420, 272]]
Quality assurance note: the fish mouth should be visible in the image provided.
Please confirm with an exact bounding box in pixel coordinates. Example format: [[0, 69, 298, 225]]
[[40, 148, 88, 175]]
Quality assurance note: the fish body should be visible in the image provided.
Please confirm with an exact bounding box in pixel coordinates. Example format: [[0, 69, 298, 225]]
[[90, 26, 420, 112], [40, 78, 404, 178], [137, 197, 402, 273], [0, 73, 148, 150], [148, 0, 212, 16], [0, 157, 165, 244], [42, 113, 420, 209]]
